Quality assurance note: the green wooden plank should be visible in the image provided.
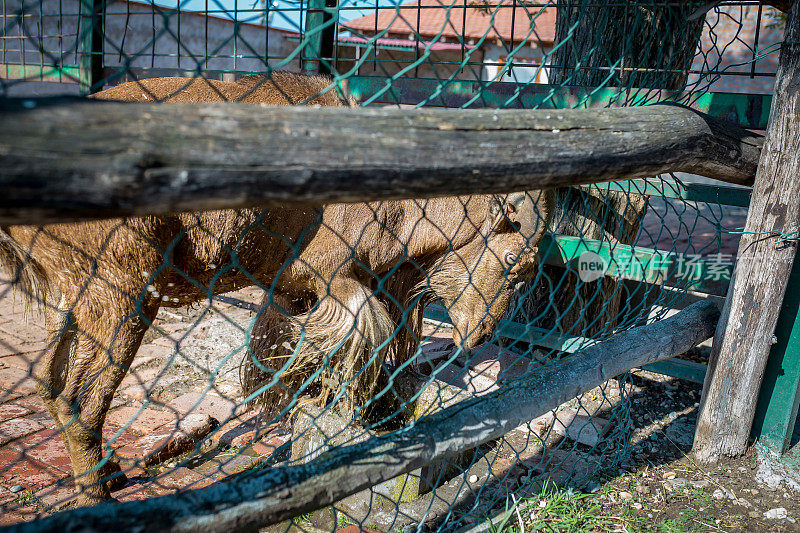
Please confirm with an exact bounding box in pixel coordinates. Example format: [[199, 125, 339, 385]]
[[752, 253, 800, 455], [0, 63, 80, 83], [346, 76, 771, 129], [538, 234, 733, 292], [423, 304, 703, 382], [424, 304, 594, 353], [641, 359, 707, 384], [585, 178, 751, 208]]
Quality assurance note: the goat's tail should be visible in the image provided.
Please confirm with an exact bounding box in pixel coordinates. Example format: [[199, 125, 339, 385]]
[[0, 229, 50, 310], [290, 278, 394, 415], [244, 277, 395, 419]]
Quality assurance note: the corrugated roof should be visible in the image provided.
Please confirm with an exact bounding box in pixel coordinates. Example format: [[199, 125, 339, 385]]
[[342, 0, 555, 45]]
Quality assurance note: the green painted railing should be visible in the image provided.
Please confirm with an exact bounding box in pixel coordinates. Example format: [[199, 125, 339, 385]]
[[346, 76, 772, 130], [1, 66, 772, 130]]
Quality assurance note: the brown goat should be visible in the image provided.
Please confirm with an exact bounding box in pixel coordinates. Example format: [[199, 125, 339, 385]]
[[0, 72, 554, 506]]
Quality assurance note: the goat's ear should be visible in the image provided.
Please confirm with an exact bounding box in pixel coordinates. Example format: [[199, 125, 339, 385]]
[[488, 195, 517, 233], [490, 191, 555, 241]]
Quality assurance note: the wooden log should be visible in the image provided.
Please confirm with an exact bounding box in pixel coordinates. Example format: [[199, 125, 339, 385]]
[[0, 100, 762, 225], [693, 1, 800, 463], [12, 301, 719, 533]]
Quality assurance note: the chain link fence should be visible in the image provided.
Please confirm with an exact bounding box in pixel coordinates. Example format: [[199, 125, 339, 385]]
[[0, 0, 781, 530]]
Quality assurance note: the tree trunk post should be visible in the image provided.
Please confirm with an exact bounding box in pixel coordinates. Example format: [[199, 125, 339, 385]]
[[0, 103, 761, 225], [693, 0, 800, 463], [11, 302, 718, 533]]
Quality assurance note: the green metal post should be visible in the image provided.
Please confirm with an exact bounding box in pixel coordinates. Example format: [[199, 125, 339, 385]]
[[78, 0, 104, 94], [752, 252, 800, 457], [302, 0, 338, 76]]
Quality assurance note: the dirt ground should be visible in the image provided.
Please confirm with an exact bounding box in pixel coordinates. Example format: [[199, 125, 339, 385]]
[[586, 369, 800, 532]]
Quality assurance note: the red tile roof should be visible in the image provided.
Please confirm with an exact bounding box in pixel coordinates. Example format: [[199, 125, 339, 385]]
[[342, 0, 556, 45], [338, 35, 474, 51]]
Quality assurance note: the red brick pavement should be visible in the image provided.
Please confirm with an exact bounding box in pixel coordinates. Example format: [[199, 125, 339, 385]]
[[0, 285, 286, 525]]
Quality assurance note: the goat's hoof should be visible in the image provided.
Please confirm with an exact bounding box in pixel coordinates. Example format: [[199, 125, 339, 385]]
[[100, 461, 129, 492], [104, 472, 128, 492], [74, 490, 111, 507]]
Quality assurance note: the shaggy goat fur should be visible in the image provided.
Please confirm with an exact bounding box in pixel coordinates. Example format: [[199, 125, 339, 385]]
[[0, 72, 553, 505]]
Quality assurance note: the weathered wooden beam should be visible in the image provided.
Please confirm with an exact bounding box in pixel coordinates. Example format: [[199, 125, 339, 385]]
[[10, 301, 718, 533], [0, 99, 761, 225], [693, 1, 800, 463]]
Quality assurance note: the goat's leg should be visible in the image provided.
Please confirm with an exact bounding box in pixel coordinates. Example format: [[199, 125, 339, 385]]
[[35, 294, 78, 459], [57, 303, 157, 505]]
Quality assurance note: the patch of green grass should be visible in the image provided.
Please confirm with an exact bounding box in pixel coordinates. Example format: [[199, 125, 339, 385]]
[[487, 482, 625, 532], [15, 490, 41, 508], [687, 487, 713, 509], [658, 507, 716, 533]]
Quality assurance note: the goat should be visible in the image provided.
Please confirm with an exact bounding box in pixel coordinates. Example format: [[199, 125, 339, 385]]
[[0, 73, 554, 506]]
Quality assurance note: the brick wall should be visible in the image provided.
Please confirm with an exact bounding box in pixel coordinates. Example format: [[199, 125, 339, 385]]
[[689, 5, 784, 95]]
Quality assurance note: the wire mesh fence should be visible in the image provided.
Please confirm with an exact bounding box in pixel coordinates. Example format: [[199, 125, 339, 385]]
[[0, 0, 781, 530]]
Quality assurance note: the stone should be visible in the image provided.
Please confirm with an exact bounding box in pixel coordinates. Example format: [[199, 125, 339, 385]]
[[666, 478, 689, 489], [586, 481, 601, 494], [175, 310, 253, 383], [516, 411, 555, 436], [548, 409, 609, 447], [0, 403, 32, 424], [0, 448, 64, 489], [428, 363, 497, 396], [0, 366, 39, 396], [251, 431, 292, 457], [0, 416, 47, 446], [764, 508, 788, 520], [120, 374, 181, 402], [153, 466, 212, 492], [461, 344, 545, 382], [193, 453, 261, 479], [12, 429, 73, 477], [619, 491, 633, 500], [691, 479, 710, 489], [105, 406, 177, 435], [9, 485, 22, 493], [734, 498, 752, 508], [167, 392, 241, 424], [115, 413, 216, 466]]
